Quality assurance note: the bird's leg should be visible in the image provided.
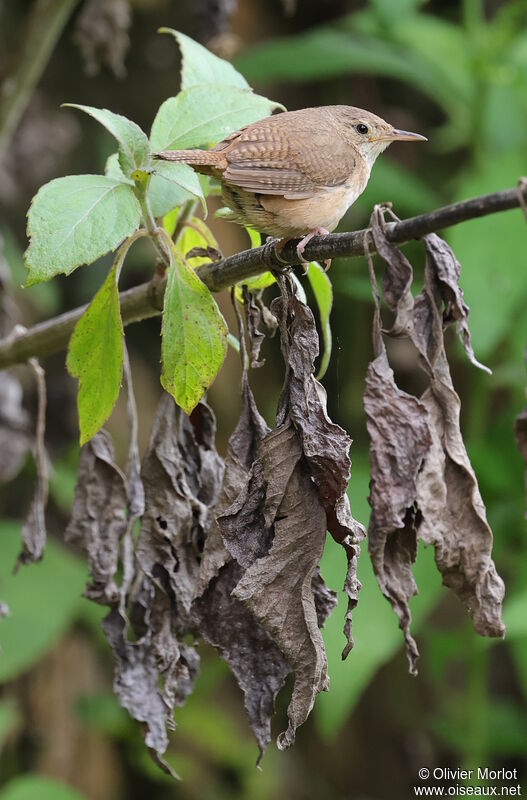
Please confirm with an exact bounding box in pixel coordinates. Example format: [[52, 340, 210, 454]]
[[296, 227, 331, 271], [263, 236, 291, 271]]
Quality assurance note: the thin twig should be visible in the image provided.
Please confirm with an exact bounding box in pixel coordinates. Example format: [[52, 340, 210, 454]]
[[0, 184, 526, 370]]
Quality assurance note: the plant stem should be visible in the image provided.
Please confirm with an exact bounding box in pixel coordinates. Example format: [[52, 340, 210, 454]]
[[0, 184, 526, 369], [0, 0, 79, 161]]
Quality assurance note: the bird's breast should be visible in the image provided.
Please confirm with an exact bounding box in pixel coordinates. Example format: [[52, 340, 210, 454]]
[[259, 173, 370, 236]]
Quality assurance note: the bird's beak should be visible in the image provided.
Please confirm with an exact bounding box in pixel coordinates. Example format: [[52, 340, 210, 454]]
[[375, 128, 427, 142]]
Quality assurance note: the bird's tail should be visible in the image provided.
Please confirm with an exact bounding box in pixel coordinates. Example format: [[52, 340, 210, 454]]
[[153, 149, 222, 167]]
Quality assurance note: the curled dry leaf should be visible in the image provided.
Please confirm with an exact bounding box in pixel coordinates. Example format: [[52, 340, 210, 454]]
[[364, 210, 504, 672], [193, 331, 290, 758], [17, 359, 48, 568], [64, 429, 128, 604], [273, 276, 365, 656], [0, 371, 31, 485]]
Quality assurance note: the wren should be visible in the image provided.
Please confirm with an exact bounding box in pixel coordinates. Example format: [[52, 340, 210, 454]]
[[155, 105, 426, 268]]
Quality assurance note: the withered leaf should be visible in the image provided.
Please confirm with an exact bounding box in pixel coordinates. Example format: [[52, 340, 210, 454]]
[[137, 394, 223, 623], [0, 371, 30, 485], [422, 234, 490, 374], [194, 373, 290, 760], [364, 214, 505, 670], [194, 560, 289, 761], [272, 276, 365, 657], [229, 419, 329, 750], [17, 359, 48, 568], [242, 286, 266, 368], [364, 334, 431, 673], [65, 429, 128, 604], [101, 605, 180, 780]]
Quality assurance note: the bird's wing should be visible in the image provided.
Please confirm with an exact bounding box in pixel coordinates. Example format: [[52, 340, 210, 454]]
[[216, 118, 358, 199]]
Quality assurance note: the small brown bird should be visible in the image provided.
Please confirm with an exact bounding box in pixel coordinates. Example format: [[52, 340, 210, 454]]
[[155, 106, 426, 267]]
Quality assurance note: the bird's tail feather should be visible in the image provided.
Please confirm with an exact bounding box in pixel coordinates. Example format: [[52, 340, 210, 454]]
[[153, 149, 221, 167]]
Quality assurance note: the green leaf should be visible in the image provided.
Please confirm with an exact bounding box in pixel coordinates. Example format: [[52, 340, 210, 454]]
[[306, 262, 333, 379], [161, 239, 228, 414], [160, 28, 249, 90], [66, 257, 124, 445], [150, 85, 284, 152], [149, 161, 205, 217], [0, 521, 86, 683], [65, 104, 150, 177], [104, 152, 132, 184], [447, 151, 527, 357], [0, 776, 87, 800], [25, 175, 141, 285]]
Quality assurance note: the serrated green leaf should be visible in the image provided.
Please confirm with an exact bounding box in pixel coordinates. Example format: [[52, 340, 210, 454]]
[[25, 175, 141, 285], [65, 104, 151, 177], [307, 261, 333, 379], [160, 28, 249, 90], [161, 239, 228, 414], [149, 161, 205, 217], [104, 152, 133, 184], [150, 85, 284, 151], [66, 259, 123, 445]]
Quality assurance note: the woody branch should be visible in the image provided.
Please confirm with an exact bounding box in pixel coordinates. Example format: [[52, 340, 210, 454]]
[[0, 184, 525, 370]]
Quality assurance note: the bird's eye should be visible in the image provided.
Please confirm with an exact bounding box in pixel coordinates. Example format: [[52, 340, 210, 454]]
[[356, 123, 369, 135]]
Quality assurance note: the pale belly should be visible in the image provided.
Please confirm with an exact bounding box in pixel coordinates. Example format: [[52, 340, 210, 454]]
[[221, 178, 368, 238]]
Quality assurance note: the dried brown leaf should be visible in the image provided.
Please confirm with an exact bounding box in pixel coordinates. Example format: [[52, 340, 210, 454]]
[[0, 371, 31, 484], [364, 216, 505, 669], [65, 429, 128, 604], [232, 420, 329, 750], [17, 359, 48, 567], [422, 234, 490, 374]]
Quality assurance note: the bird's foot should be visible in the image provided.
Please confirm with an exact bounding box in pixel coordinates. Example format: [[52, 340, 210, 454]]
[[263, 237, 291, 271], [296, 227, 331, 272]]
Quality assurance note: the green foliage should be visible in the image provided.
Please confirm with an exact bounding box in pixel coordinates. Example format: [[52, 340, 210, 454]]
[[160, 238, 228, 414], [25, 175, 140, 285], [306, 262, 333, 380], [149, 161, 205, 217], [0, 522, 86, 683], [448, 152, 527, 357], [66, 258, 124, 446], [161, 28, 249, 90], [150, 85, 283, 152], [64, 104, 151, 177], [0, 776, 87, 800]]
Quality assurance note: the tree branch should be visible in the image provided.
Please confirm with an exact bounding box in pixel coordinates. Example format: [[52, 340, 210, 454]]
[[0, 185, 525, 369]]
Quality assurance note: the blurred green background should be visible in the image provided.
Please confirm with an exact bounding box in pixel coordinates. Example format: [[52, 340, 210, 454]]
[[1, 0, 527, 798]]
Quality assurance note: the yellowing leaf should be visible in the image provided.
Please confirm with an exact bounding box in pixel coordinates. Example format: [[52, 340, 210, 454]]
[[161, 241, 228, 414], [66, 260, 124, 445], [307, 262, 333, 379]]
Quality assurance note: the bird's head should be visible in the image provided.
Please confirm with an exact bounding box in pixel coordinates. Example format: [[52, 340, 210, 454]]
[[337, 107, 427, 166]]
